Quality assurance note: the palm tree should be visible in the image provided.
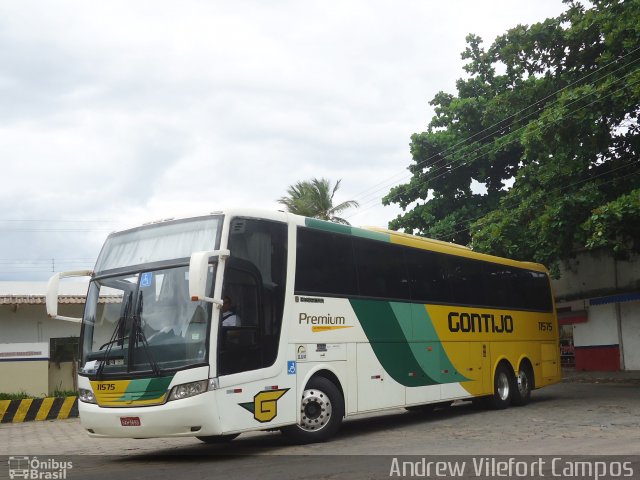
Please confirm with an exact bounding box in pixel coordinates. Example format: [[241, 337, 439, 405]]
[[277, 178, 359, 224]]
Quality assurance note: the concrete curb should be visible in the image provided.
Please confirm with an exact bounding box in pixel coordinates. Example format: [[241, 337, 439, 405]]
[[0, 396, 78, 423]]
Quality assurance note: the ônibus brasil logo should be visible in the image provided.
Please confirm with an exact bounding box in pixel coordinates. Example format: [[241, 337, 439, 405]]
[[8, 456, 72, 479]]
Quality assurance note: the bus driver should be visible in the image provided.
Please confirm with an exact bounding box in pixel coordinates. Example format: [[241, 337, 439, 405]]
[[221, 295, 241, 326]]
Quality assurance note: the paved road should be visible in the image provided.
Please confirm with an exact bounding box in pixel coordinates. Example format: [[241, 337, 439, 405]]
[[1, 381, 639, 479]]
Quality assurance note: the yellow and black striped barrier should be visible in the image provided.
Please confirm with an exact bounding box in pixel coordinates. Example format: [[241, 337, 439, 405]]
[[0, 397, 78, 423]]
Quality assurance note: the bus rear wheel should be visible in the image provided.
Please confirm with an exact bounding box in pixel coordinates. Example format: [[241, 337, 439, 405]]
[[281, 376, 344, 444], [487, 363, 512, 409], [511, 363, 533, 406]]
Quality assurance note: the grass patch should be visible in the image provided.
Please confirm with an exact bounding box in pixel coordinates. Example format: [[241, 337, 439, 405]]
[[0, 391, 34, 400], [0, 390, 77, 400], [51, 388, 77, 398]]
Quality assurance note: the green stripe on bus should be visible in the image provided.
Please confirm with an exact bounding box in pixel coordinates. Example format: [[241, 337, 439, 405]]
[[350, 299, 468, 387], [120, 376, 173, 401], [350, 299, 437, 387], [411, 304, 468, 383], [305, 218, 390, 242]]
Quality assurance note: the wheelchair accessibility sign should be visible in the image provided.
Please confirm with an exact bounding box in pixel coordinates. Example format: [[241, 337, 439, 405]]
[[140, 272, 153, 288], [287, 361, 296, 375]]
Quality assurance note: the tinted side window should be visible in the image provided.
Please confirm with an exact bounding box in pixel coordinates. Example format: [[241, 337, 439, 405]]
[[407, 248, 552, 312], [353, 238, 410, 300], [295, 228, 357, 297], [295, 227, 552, 312], [479, 263, 511, 309], [447, 257, 489, 307], [405, 247, 452, 304], [508, 269, 552, 312]]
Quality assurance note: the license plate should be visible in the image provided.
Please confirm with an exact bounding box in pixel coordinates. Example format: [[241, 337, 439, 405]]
[[120, 417, 141, 426]]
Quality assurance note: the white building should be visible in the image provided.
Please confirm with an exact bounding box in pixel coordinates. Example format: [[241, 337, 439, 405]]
[[0, 281, 88, 396], [553, 251, 640, 371]]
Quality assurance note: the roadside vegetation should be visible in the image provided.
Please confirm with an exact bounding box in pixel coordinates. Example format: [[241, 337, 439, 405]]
[[0, 388, 77, 400], [385, 0, 640, 274]]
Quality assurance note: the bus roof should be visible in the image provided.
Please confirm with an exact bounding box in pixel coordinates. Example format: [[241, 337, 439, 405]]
[[298, 217, 548, 274], [105, 209, 549, 274], [361, 225, 548, 274]]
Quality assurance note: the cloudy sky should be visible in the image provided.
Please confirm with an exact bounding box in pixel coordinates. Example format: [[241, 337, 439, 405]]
[[0, 0, 568, 280]]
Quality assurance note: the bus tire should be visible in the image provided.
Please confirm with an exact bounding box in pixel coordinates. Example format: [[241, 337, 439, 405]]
[[196, 433, 239, 444], [487, 363, 512, 410], [511, 363, 533, 406], [281, 376, 344, 444]]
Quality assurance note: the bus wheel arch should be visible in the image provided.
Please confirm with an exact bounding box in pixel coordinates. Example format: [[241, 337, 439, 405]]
[[311, 369, 345, 408], [281, 370, 345, 444], [511, 358, 535, 406]]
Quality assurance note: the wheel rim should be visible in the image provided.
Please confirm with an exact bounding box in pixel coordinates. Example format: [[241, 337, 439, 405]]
[[299, 388, 332, 432], [517, 370, 529, 397], [497, 371, 510, 401]]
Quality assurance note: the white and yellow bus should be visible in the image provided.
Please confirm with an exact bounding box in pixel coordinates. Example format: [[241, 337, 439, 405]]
[[47, 209, 561, 443]]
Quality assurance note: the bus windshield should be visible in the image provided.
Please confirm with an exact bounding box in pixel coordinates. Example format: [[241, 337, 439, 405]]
[[81, 265, 214, 376], [95, 216, 221, 273], [80, 216, 221, 376]]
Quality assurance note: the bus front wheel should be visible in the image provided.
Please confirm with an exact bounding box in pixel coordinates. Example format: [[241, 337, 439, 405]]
[[281, 376, 344, 444]]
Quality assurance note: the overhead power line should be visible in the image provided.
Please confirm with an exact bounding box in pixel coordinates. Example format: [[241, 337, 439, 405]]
[[349, 64, 640, 219], [0, 258, 96, 275], [0, 218, 120, 233], [347, 45, 640, 217]]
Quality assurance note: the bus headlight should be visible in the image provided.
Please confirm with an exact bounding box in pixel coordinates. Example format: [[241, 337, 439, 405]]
[[168, 380, 209, 401], [78, 388, 97, 404]]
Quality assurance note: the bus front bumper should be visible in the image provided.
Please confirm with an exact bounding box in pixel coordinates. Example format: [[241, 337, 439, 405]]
[[78, 391, 222, 438]]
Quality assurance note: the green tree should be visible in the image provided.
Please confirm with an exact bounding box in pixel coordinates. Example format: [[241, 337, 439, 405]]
[[278, 178, 359, 224], [384, 0, 640, 271]]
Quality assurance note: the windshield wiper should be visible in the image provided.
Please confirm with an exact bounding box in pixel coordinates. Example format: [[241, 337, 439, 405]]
[[96, 291, 133, 378], [133, 291, 161, 376]]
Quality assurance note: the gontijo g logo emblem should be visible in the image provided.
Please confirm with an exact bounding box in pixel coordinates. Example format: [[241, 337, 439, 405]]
[[239, 389, 289, 423]]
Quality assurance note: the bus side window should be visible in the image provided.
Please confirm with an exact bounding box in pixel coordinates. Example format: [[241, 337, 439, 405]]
[[295, 228, 357, 297], [405, 248, 452, 305]]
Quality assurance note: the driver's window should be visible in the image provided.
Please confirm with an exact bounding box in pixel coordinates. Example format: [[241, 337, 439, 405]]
[[218, 262, 261, 374], [217, 217, 287, 376]]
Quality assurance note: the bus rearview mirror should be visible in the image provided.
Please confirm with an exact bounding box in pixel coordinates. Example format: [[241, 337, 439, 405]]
[[46, 270, 93, 322], [188, 249, 229, 305]]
